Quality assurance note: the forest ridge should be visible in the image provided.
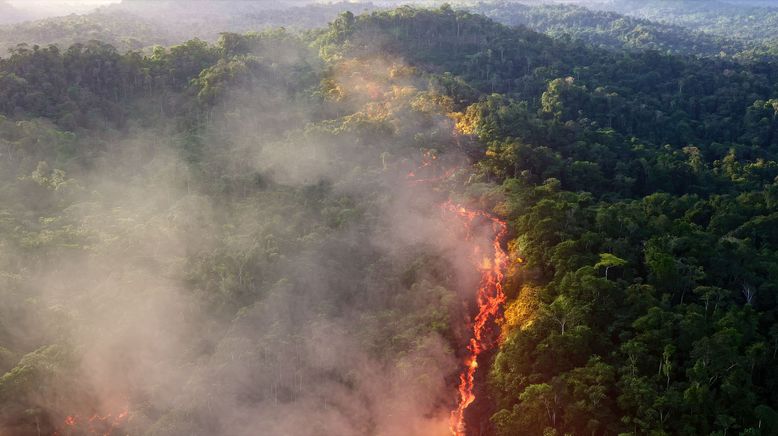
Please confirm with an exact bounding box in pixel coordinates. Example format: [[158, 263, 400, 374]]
[[0, 2, 777, 436]]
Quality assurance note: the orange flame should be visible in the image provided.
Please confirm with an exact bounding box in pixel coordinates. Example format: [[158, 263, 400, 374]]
[[444, 201, 509, 436], [406, 150, 510, 435], [55, 407, 129, 436]]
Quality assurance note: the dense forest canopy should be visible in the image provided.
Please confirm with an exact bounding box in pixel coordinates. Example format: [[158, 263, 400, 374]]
[[588, 0, 778, 43], [1, 1, 778, 436], [473, 2, 758, 57]]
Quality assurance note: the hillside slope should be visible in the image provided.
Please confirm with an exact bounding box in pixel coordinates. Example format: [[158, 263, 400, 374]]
[[592, 0, 778, 46], [0, 5, 777, 436], [473, 2, 751, 57], [0, 2, 378, 55]]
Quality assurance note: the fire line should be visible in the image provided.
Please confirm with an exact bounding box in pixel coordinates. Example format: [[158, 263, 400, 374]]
[[405, 151, 510, 436], [443, 202, 508, 436]]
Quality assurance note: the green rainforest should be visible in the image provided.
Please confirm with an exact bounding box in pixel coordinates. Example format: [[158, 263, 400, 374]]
[[1, 1, 777, 435]]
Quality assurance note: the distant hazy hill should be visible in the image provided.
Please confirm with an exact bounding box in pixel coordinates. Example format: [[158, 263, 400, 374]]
[[107, 0, 379, 40], [0, 10, 175, 55], [0, 0, 29, 25], [0, 1, 379, 56], [588, 0, 778, 44], [473, 2, 751, 57], [116, 0, 317, 12]]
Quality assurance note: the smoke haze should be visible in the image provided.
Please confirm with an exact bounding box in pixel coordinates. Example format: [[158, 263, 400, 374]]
[[0, 25, 496, 435]]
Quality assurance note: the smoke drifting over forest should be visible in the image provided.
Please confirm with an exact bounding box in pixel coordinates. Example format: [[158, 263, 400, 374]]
[[0, 22, 498, 435], [4, 1, 778, 435]]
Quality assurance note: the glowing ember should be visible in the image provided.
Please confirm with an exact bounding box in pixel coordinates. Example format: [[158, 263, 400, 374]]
[[405, 150, 460, 185], [444, 201, 509, 436], [55, 407, 129, 436]]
